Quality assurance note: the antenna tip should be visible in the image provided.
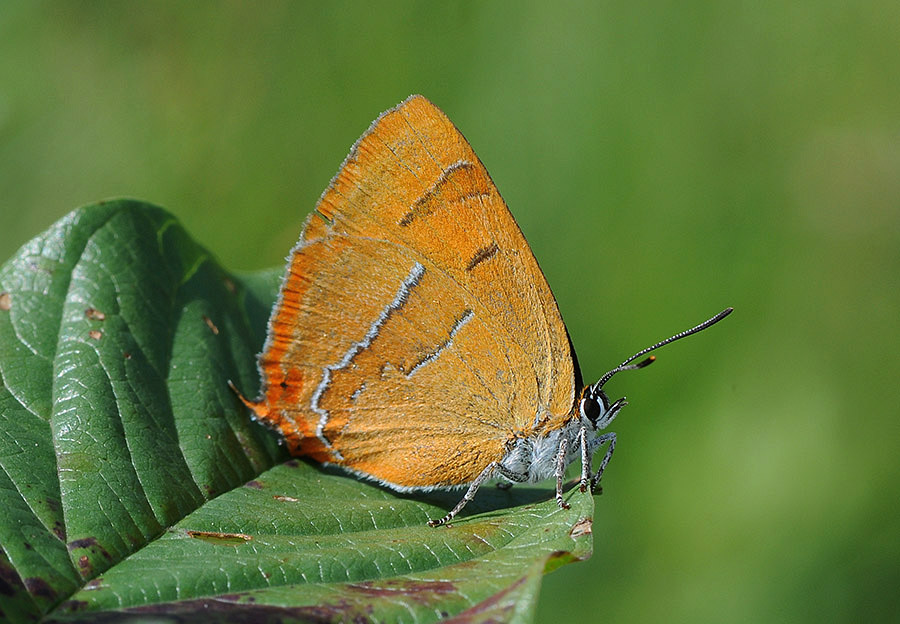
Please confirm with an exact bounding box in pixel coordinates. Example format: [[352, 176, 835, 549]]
[[704, 307, 734, 327]]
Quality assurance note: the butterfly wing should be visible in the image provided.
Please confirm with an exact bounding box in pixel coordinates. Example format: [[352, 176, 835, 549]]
[[249, 95, 577, 489]]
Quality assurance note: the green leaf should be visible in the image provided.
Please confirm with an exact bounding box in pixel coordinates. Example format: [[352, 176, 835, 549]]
[[0, 201, 593, 623]]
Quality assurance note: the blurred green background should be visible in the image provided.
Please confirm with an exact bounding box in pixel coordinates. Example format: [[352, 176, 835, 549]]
[[2, 2, 898, 621]]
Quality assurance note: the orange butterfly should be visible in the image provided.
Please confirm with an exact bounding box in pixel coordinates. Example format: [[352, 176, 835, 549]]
[[233, 95, 731, 526]]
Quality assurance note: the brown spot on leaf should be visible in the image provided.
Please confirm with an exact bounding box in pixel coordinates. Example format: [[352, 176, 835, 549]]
[[88, 330, 102, 340], [202, 314, 219, 335], [85, 307, 106, 321], [244, 480, 263, 490], [0, 560, 24, 596], [273, 495, 299, 503], [0, 292, 10, 311], [24, 576, 57, 600], [346, 579, 457, 598], [570, 517, 593, 538], [68, 537, 99, 550], [185, 530, 252, 545], [68, 535, 113, 576], [449, 574, 526, 620]]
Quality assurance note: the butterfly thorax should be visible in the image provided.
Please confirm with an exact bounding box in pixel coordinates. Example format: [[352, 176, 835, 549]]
[[499, 413, 589, 483]]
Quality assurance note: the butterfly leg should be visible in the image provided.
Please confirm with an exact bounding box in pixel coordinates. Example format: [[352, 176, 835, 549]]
[[428, 462, 500, 527], [589, 432, 617, 494], [579, 425, 591, 493], [493, 464, 528, 490], [555, 436, 571, 509]]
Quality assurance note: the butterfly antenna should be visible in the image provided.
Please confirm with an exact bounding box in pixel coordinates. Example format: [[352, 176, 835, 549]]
[[594, 307, 733, 390]]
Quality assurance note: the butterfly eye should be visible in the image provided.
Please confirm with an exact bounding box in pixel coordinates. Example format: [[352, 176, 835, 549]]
[[579, 389, 609, 426]]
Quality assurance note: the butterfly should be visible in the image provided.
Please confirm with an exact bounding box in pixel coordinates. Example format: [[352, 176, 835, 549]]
[[232, 95, 731, 526]]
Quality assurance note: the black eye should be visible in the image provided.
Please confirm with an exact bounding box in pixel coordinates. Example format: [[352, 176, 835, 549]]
[[580, 388, 612, 425], [581, 396, 603, 424]]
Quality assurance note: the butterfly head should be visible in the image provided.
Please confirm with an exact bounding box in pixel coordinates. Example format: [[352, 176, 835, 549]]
[[578, 351, 657, 430], [579, 376, 630, 431]]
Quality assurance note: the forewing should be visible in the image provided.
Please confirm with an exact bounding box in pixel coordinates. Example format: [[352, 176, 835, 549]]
[[251, 96, 577, 488]]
